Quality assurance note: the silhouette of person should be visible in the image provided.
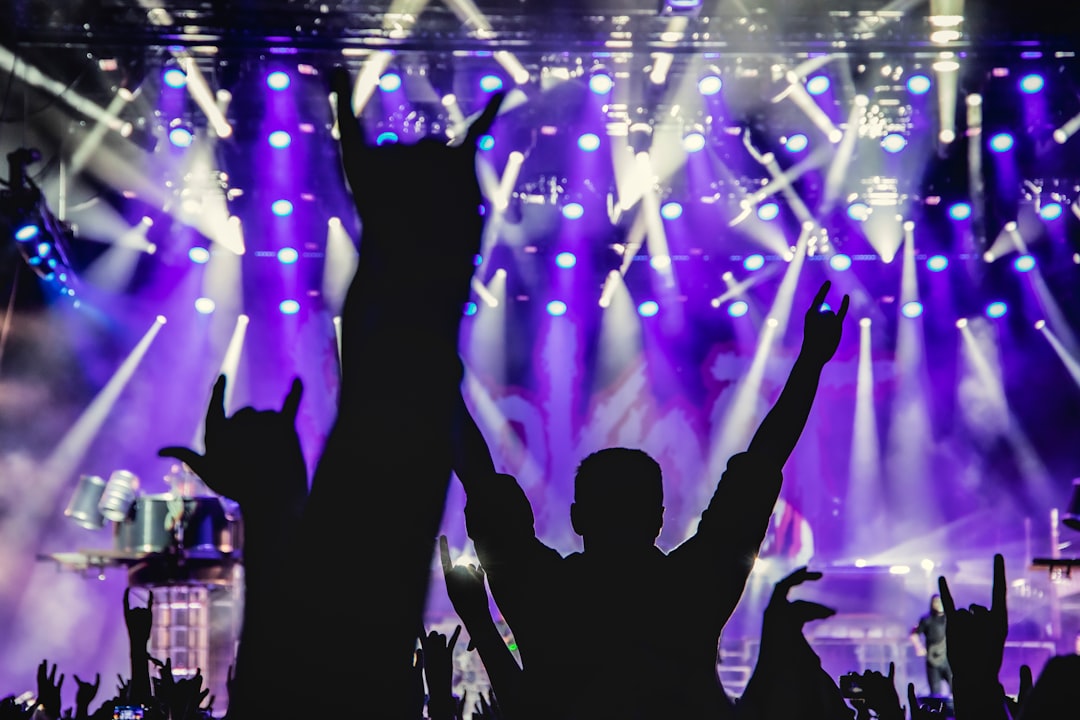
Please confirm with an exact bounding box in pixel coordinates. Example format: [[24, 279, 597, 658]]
[[910, 594, 953, 698], [453, 281, 849, 719]]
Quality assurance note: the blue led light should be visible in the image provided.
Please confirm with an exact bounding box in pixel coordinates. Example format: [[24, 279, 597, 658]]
[[463, 301, 478, 316], [376, 131, 399, 146], [806, 76, 830, 95], [546, 300, 568, 316], [189, 247, 211, 264], [986, 301, 1008, 318], [280, 299, 301, 315], [266, 71, 291, 91], [1019, 74, 1045, 94], [14, 224, 39, 241], [727, 300, 749, 317], [379, 73, 402, 92], [36, 242, 51, 257], [637, 301, 659, 317], [168, 126, 194, 148], [847, 202, 871, 221], [660, 202, 683, 220], [478, 134, 495, 151], [882, 133, 907, 153], [277, 247, 299, 264], [1013, 254, 1036, 272], [578, 133, 600, 151], [989, 133, 1014, 152], [698, 75, 722, 96], [268, 130, 292, 149], [1040, 202, 1063, 220], [785, 133, 809, 152], [480, 74, 504, 92], [829, 253, 852, 271], [927, 255, 949, 271], [948, 202, 972, 221], [271, 200, 294, 217], [555, 252, 577, 269], [588, 73, 613, 95], [906, 74, 931, 95], [562, 202, 584, 220], [901, 301, 924, 318], [163, 68, 188, 89], [743, 254, 765, 271], [757, 202, 780, 221]]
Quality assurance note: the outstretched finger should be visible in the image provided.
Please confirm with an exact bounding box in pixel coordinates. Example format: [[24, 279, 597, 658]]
[[907, 683, 919, 713], [281, 377, 303, 420], [206, 375, 227, 433], [448, 624, 462, 652], [888, 661, 895, 681], [123, 587, 131, 613], [810, 280, 832, 312], [157, 446, 206, 478], [1018, 663, 1033, 700], [789, 599, 836, 624], [463, 91, 506, 149], [439, 535, 453, 574], [992, 553, 1007, 626], [836, 294, 850, 322], [938, 575, 956, 617]]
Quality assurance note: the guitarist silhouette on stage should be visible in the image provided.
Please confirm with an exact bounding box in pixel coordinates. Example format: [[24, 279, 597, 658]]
[[910, 593, 953, 697]]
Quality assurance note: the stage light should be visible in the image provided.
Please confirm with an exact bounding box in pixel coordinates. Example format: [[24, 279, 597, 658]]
[[784, 133, 809, 152], [588, 72, 613, 95], [1034, 319, 1045, 330], [698, 73, 722, 96], [1040, 202, 1063, 220], [14, 223, 39, 241], [277, 247, 299, 264], [986, 301, 1008, 318], [907, 74, 932, 94], [927, 255, 949, 271], [168, 123, 194, 148], [379, 72, 402, 92], [806, 75, 830, 95], [650, 255, 671, 270], [546, 300, 567, 316], [1013, 254, 1035, 272], [163, 68, 188, 89], [956, 318, 968, 328], [280, 299, 300, 315], [743, 254, 765, 271], [948, 202, 972, 220], [859, 317, 871, 328], [882, 133, 907, 153], [727, 300, 749, 317], [480, 74, 503, 92], [555, 251, 577, 268], [989, 133, 1014, 152], [266, 71, 291, 91], [637, 300, 659, 317], [901, 301, 924, 318], [477, 134, 495, 151], [888, 565, 911, 575], [268, 130, 292, 149], [271, 200, 294, 217], [194, 297, 216, 314], [757, 202, 780, 221], [682, 131, 706, 153], [562, 202, 584, 220], [1019, 74, 1045, 93], [578, 132, 601, 151], [189, 247, 211, 264], [376, 131, 399, 146], [660, 201, 683, 220], [463, 301, 478, 316], [829, 253, 852, 271], [847, 201, 871, 221]]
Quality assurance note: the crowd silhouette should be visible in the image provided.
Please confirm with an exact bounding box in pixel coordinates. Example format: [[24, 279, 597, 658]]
[[3, 64, 1080, 720]]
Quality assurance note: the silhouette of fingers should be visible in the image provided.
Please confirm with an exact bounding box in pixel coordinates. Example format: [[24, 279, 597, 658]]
[[157, 446, 204, 475], [207, 375, 227, 434], [448, 624, 462, 651], [992, 553, 1007, 630], [281, 377, 303, 420], [811, 280, 831, 312], [463, 91, 506, 148], [1019, 663, 1033, 700], [123, 587, 131, 613], [938, 575, 956, 617], [836, 294, 850, 321], [789, 599, 836, 624], [439, 535, 453, 574]]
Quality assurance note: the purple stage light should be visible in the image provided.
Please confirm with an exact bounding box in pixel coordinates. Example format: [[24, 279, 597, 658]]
[[784, 133, 809, 152], [379, 72, 402, 92], [637, 301, 659, 317], [277, 247, 299, 264], [1040, 202, 1063, 220], [847, 202, 870, 221], [682, 131, 706, 153], [478, 134, 495, 151], [588, 73, 613, 95], [163, 68, 187, 89], [660, 201, 683, 220], [907, 74, 931, 95], [546, 300, 568, 316], [578, 133, 600, 151], [194, 298, 216, 314], [948, 202, 972, 221], [757, 202, 780, 221], [463, 301, 478, 316], [727, 300, 749, 317], [698, 74, 722, 96], [479, 74, 504, 92], [1019, 73, 1045, 93], [743, 254, 765, 271], [927, 255, 949, 271], [989, 133, 1014, 152], [189, 247, 211, 264], [280, 299, 300, 315], [1013, 254, 1035, 272], [901, 301, 923, 318], [271, 200, 294, 217], [562, 202, 584, 220], [985, 301, 1008, 318], [168, 126, 194, 148], [829, 253, 852, 271], [806, 76, 830, 95], [268, 130, 292, 149], [881, 133, 907, 153], [266, 71, 291, 91], [555, 252, 577, 269]]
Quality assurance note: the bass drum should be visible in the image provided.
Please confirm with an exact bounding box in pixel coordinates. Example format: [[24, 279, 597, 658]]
[[114, 494, 240, 556]]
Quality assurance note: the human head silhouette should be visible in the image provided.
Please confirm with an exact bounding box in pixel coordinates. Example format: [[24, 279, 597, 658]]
[[930, 594, 943, 614], [570, 447, 664, 553]]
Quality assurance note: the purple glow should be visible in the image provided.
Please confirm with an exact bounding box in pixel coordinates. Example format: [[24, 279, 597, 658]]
[[266, 71, 291, 91], [562, 202, 584, 220], [1019, 74, 1044, 93], [268, 131, 292, 149], [927, 255, 949, 271], [271, 200, 294, 217], [660, 201, 683, 220], [277, 247, 299, 264], [546, 300, 568, 316], [948, 203, 972, 221], [577, 133, 601, 151], [743, 254, 765, 271], [279, 299, 300, 315], [555, 252, 577, 269], [1013, 254, 1035, 272], [986, 301, 1008, 318], [189, 247, 211, 264], [727, 300, 749, 317], [989, 133, 1014, 152]]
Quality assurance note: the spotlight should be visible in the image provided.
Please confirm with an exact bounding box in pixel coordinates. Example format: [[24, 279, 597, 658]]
[[188, 247, 211, 264], [660, 201, 683, 220], [546, 300, 568, 316], [698, 73, 722, 96], [989, 133, 1014, 152], [956, 318, 968, 328], [277, 247, 299, 264], [743, 254, 765, 271], [266, 71, 291, 91], [376, 131, 399, 146], [985, 301, 1008, 318], [757, 202, 780, 221], [847, 201, 871, 221], [562, 202, 584, 220], [806, 75, 830, 95], [163, 68, 188, 89], [1019, 74, 1045, 94], [555, 252, 577, 268], [637, 300, 659, 317], [268, 130, 292, 149], [901, 301, 924, 318], [927, 255, 949, 271], [881, 133, 907, 153], [168, 121, 194, 148], [1040, 202, 1063, 220], [1013, 254, 1035, 272], [784, 133, 809, 152], [588, 72, 613, 95], [478, 134, 495, 151], [907, 74, 932, 94], [479, 74, 504, 92], [379, 72, 402, 92], [727, 300, 749, 317], [859, 317, 872, 328], [194, 297, 216, 314], [948, 202, 972, 220], [14, 223, 39, 241], [271, 199, 294, 217], [1034, 319, 1046, 330], [463, 301, 478, 316], [577, 133, 601, 152], [829, 253, 852, 271], [280, 299, 301, 315], [682, 130, 706, 153]]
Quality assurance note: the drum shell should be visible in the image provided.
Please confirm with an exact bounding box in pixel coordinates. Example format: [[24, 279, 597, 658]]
[[99, 470, 140, 523], [65, 475, 107, 529], [114, 495, 239, 555]]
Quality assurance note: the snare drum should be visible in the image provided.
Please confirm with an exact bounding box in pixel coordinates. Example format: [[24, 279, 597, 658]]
[[114, 494, 239, 556]]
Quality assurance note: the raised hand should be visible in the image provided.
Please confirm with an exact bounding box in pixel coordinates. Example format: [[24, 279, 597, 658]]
[[848, 662, 903, 720], [159, 375, 306, 510], [938, 553, 1008, 687], [801, 280, 850, 366], [419, 624, 462, 720], [35, 660, 64, 720], [72, 673, 100, 720], [764, 566, 837, 634], [1005, 664, 1032, 720], [123, 587, 153, 648], [907, 683, 948, 720], [440, 535, 491, 637]]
